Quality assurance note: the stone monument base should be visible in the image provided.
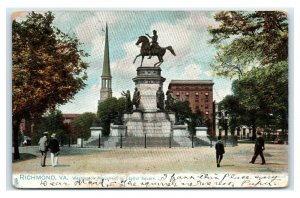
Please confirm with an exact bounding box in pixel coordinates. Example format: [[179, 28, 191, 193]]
[[195, 126, 208, 137], [173, 124, 189, 136], [124, 111, 172, 137], [90, 126, 103, 137], [110, 124, 126, 137]]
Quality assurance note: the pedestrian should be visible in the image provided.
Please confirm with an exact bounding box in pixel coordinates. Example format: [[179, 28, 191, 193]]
[[249, 128, 266, 165], [215, 136, 225, 167], [38, 132, 49, 167], [48, 133, 60, 167]]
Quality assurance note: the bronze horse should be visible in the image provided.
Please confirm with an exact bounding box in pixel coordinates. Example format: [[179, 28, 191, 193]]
[[133, 36, 176, 67]]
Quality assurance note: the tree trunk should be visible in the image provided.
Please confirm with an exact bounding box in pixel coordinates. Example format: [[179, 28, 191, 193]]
[[13, 117, 21, 160]]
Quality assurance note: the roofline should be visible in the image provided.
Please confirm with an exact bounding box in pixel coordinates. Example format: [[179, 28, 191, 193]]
[[169, 80, 214, 85]]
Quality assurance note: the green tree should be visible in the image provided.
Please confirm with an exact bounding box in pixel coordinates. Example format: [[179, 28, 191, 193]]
[[209, 11, 288, 140], [209, 11, 288, 78], [12, 11, 89, 159], [232, 61, 288, 138], [33, 109, 67, 145], [70, 112, 97, 139], [97, 97, 126, 136]]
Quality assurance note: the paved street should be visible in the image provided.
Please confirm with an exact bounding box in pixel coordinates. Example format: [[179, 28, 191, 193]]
[[13, 144, 288, 174]]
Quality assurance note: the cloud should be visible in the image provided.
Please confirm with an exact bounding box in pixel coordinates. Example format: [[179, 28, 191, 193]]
[[177, 11, 220, 29], [58, 83, 101, 114], [150, 21, 194, 61], [182, 63, 203, 79], [213, 80, 233, 102]]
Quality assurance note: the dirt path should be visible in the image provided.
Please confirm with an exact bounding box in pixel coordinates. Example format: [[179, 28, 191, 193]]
[[13, 144, 288, 174]]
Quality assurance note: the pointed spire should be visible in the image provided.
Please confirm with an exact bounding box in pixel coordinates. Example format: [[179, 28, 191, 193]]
[[102, 23, 111, 77]]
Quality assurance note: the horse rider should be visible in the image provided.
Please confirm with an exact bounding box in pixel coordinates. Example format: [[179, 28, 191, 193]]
[[146, 30, 159, 59]]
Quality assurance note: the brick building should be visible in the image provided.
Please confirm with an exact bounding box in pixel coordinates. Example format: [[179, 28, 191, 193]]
[[168, 80, 215, 135]]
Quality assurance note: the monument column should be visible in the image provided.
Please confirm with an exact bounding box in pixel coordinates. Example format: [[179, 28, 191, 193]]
[[132, 67, 165, 112]]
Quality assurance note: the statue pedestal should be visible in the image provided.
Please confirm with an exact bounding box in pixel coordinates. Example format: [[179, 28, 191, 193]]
[[133, 67, 165, 112], [90, 126, 103, 137], [196, 127, 208, 137], [110, 124, 126, 137], [173, 124, 189, 136], [122, 66, 183, 137]]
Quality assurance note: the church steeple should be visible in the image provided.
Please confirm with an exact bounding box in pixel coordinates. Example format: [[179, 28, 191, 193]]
[[100, 23, 112, 103]]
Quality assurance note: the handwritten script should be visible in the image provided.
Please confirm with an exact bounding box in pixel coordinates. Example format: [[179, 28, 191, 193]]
[[13, 173, 287, 188]]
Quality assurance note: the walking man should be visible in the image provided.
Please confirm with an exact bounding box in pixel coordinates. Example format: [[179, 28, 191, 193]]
[[250, 128, 266, 165], [48, 133, 60, 167], [215, 136, 225, 167], [38, 132, 49, 167]]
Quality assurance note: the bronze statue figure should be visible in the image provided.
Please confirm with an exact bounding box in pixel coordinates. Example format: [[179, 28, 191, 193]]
[[156, 87, 165, 110], [165, 90, 174, 112], [122, 90, 133, 113], [133, 30, 176, 67], [145, 30, 159, 59], [132, 87, 141, 109]]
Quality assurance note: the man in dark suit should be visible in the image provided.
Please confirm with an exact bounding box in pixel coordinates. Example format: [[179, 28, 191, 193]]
[[250, 128, 266, 165], [215, 136, 225, 167]]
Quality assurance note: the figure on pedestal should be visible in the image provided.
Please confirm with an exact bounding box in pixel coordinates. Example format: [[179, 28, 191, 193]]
[[132, 87, 141, 109], [122, 90, 133, 113], [195, 116, 206, 127], [175, 113, 185, 125], [133, 30, 176, 67], [156, 86, 165, 111], [145, 30, 159, 59], [165, 90, 174, 112], [113, 112, 123, 125]]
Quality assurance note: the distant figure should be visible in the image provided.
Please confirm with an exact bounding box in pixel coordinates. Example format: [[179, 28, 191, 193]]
[[250, 128, 266, 165], [38, 132, 49, 167], [48, 133, 60, 167], [215, 136, 225, 167]]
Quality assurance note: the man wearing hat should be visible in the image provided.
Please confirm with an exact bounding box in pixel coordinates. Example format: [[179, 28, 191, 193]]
[[48, 133, 60, 167], [146, 30, 159, 59], [38, 132, 49, 167], [249, 128, 266, 165]]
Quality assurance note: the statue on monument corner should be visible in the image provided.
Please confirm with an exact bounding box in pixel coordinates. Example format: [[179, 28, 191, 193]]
[[156, 86, 165, 111], [113, 112, 123, 125], [132, 87, 141, 109], [122, 90, 133, 113], [133, 30, 176, 67], [165, 90, 174, 112], [175, 113, 185, 125], [195, 116, 206, 127]]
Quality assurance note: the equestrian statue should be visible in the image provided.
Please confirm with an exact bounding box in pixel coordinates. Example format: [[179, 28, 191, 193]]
[[133, 30, 176, 67]]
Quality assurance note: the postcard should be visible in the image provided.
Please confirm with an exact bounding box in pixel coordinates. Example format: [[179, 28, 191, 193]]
[[12, 10, 289, 188]]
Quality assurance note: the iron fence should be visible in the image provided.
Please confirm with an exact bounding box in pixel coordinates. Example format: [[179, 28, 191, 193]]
[[62, 134, 238, 149]]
